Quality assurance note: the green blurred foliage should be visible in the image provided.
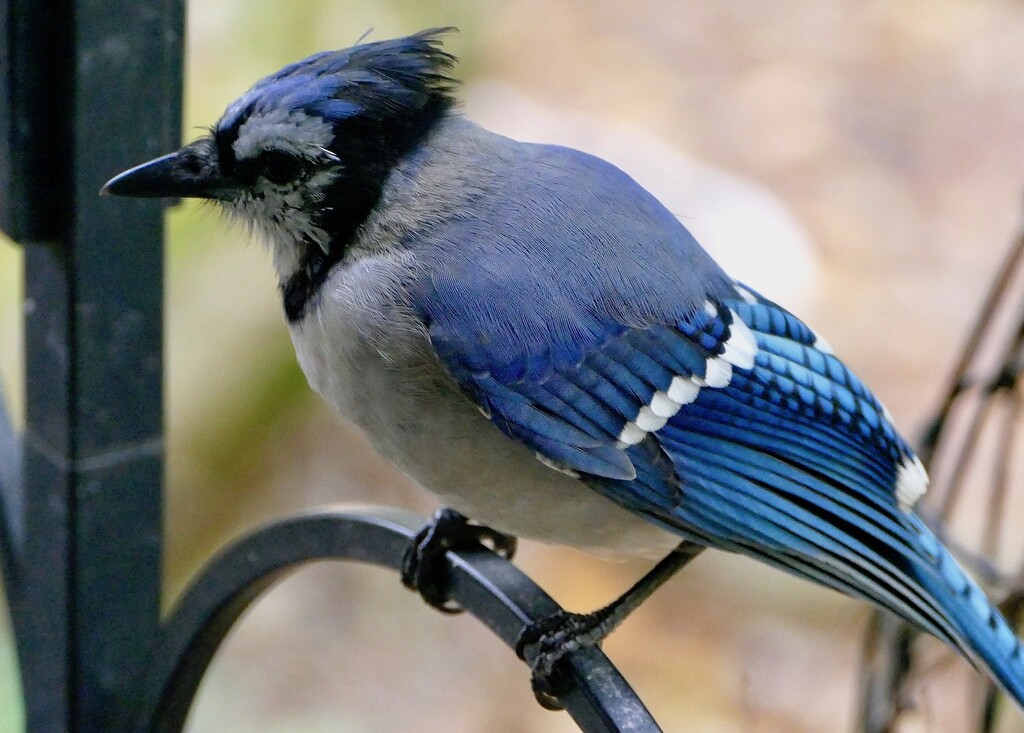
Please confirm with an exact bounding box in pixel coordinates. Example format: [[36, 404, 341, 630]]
[[0, 595, 23, 733]]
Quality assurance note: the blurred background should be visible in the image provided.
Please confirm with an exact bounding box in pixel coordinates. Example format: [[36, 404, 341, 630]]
[[3, 1, 1024, 731]]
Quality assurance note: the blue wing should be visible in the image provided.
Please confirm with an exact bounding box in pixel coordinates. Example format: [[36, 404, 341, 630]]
[[420, 270, 1024, 705], [408, 141, 1023, 700]]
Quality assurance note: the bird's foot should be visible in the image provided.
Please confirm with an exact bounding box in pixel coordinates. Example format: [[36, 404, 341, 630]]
[[514, 541, 705, 709], [401, 508, 517, 613], [515, 607, 618, 710]]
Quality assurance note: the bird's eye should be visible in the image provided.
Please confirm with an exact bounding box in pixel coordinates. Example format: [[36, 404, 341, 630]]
[[258, 150, 304, 185]]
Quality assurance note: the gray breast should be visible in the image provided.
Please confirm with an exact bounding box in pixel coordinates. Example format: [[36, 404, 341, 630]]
[[286, 250, 677, 556]]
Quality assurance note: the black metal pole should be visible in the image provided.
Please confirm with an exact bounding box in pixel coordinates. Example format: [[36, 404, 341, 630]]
[[1, 1, 183, 730], [0, 387, 21, 585]]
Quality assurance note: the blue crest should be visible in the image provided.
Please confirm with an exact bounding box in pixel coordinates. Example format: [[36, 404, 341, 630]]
[[216, 28, 459, 152]]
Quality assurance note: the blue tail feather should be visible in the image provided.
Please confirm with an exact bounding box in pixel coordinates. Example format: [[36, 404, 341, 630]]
[[579, 394, 1024, 706], [635, 430, 1024, 708], [904, 516, 1024, 704], [673, 459, 962, 647]]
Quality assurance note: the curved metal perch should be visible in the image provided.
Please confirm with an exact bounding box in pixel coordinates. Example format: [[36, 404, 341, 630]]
[[131, 506, 663, 733]]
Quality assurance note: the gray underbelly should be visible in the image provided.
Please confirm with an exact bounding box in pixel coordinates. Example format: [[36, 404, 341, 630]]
[[289, 278, 679, 558], [373, 389, 680, 557]]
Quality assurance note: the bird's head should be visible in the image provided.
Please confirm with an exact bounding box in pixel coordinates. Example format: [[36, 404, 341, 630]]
[[102, 28, 458, 284]]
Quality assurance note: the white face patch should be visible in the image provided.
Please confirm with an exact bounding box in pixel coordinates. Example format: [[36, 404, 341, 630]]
[[218, 108, 344, 280], [895, 454, 929, 513], [232, 107, 337, 162], [221, 168, 338, 278]]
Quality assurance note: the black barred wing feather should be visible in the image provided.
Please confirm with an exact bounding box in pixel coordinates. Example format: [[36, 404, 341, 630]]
[[425, 280, 1024, 705]]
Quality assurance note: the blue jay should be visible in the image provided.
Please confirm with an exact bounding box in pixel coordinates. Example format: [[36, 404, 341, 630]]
[[103, 29, 1024, 710]]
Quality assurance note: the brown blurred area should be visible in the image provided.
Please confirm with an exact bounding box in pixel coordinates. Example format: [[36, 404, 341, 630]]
[[3, 1, 1024, 731]]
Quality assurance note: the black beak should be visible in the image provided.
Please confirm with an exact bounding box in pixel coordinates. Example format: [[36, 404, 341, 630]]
[[100, 138, 234, 199]]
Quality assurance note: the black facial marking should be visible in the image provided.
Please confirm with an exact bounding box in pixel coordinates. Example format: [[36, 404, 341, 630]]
[[280, 95, 450, 324], [217, 29, 460, 322], [282, 243, 343, 322], [216, 124, 240, 176], [258, 149, 305, 185], [280, 65, 455, 322]]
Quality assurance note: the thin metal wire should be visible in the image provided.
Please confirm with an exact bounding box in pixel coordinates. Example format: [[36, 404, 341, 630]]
[[919, 226, 1024, 468], [932, 232, 1024, 522], [982, 393, 1020, 562], [858, 218, 1024, 733]]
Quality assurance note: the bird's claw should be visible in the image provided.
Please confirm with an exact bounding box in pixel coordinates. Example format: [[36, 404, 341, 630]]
[[515, 610, 608, 710], [401, 508, 517, 614]]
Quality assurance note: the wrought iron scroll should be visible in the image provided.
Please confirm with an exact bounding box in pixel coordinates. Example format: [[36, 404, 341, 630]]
[[131, 507, 663, 733]]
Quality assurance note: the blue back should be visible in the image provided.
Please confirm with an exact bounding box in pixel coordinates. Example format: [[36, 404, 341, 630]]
[[416, 143, 735, 380]]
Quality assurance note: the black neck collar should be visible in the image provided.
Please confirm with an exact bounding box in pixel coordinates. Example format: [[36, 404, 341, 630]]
[[280, 100, 452, 323]]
